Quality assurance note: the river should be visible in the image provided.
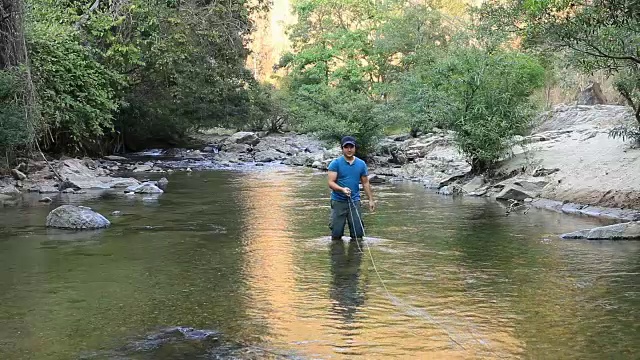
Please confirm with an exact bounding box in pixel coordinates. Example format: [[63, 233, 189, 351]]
[[1, 166, 639, 359]]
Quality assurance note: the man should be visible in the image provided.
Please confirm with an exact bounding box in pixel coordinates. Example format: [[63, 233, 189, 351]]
[[327, 136, 375, 241]]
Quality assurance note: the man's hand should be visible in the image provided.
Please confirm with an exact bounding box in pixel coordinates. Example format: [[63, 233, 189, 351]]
[[369, 200, 376, 212], [342, 187, 352, 197]]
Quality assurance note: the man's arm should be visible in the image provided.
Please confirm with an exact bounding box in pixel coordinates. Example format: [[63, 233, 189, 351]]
[[329, 171, 350, 196], [360, 175, 375, 211]]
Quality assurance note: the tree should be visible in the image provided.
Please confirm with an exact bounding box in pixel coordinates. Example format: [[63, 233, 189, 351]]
[[279, 0, 452, 155], [396, 47, 545, 173], [476, 0, 640, 133]]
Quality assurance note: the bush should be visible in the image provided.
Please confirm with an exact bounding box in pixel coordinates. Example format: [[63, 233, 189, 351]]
[[0, 69, 34, 156], [286, 84, 384, 158], [401, 48, 545, 172], [28, 22, 122, 153]]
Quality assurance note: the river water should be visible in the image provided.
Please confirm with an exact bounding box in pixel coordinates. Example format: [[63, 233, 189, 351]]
[[1, 166, 639, 359]]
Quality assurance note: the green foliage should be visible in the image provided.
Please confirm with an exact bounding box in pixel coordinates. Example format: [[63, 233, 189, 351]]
[[28, 21, 122, 152], [428, 49, 545, 172], [393, 48, 545, 172], [280, 0, 453, 157], [0, 0, 268, 154], [279, 0, 545, 170], [476, 0, 640, 128], [0, 69, 32, 151], [286, 84, 384, 156]]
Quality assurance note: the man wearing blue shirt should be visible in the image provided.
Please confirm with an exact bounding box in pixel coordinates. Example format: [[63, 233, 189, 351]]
[[327, 136, 375, 241]]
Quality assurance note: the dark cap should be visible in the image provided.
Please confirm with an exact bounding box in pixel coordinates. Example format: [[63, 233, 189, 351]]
[[341, 136, 357, 147]]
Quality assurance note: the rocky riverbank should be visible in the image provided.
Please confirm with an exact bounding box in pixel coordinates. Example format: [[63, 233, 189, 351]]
[[1, 104, 639, 235]]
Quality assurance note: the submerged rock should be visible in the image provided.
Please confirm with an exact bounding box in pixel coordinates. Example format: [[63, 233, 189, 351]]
[[45, 205, 110, 230]]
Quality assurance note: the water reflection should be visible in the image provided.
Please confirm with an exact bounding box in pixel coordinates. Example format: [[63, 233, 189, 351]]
[[1, 170, 639, 359], [329, 240, 365, 327]]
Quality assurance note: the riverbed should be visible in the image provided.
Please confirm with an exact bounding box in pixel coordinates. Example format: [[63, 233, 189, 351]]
[[1, 166, 638, 359]]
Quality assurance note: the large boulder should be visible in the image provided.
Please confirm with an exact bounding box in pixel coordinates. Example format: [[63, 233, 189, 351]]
[[561, 221, 640, 240], [462, 176, 485, 194], [221, 143, 252, 153], [46, 205, 111, 230], [58, 158, 140, 189], [227, 131, 259, 146], [0, 184, 20, 195], [156, 177, 169, 191], [496, 185, 537, 201], [254, 149, 286, 162], [577, 82, 606, 105], [126, 182, 164, 194]]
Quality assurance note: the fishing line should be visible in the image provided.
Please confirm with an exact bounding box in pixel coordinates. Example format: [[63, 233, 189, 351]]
[[345, 195, 467, 350], [344, 196, 509, 358]]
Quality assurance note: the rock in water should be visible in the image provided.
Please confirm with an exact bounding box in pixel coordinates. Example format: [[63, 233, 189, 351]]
[[561, 221, 640, 240], [46, 205, 111, 229], [156, 177, 169, 191], [126, 182, 164, 194]]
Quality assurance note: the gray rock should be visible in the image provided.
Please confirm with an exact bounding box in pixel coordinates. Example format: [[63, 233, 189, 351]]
[[254, 149, 285, 162], [157, 177, 169, 191], [561, 202, 585, 215], [437, 186, 453, 195], [560, 229, 591, 239], [393, 134, 411, 141], [39, 197, 52, 203], [38, 185, 60, 194], [183, 150, 204, 160], [438, 173, 467, 188], [513, 179, 547, 193], [586, 221, 640, 239], [227, 131, 259, 146], [126, 182, 164, 194], [468, 187, 489, 197], [311, 161, 323, 169], [11, 169, 27, 180], [577, 82, 606, 105], [222, 143, 252, 153], [58, 158, 140, 189], [562, 222, 640, 240], [496, 185, 537, 201], [46, 205, 110, 230], [368, 174, 386, 184], [104, 155, 128, 161], [62, 188, 76, 194], [462, 176, 485, 194], [133, 164, 152, 173], [111, 210, 122, 216], [0, 184, 20, 195], [533, 167, 560, 177]]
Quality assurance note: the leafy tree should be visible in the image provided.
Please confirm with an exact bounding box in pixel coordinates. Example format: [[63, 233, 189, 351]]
[[393, 46, 545, 172], [476, 0, 640, 138], [279, 0, 453, 155]]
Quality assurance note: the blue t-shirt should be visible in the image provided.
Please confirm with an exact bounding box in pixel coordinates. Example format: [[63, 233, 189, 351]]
[[328, 156, 368, 201]]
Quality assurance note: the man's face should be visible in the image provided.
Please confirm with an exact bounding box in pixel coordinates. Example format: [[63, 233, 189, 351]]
[[342, 144, 355, 157]]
